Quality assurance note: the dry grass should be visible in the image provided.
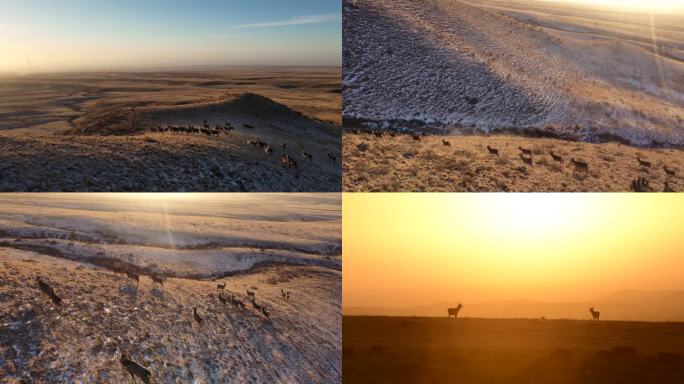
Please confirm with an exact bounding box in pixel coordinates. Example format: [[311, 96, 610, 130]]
[[343, 132, 684, 192]]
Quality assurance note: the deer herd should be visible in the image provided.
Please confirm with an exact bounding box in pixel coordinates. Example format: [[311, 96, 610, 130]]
[[149, 120, 339, 171], [31, 270, 294, 383], [350, 128, 680, 191]]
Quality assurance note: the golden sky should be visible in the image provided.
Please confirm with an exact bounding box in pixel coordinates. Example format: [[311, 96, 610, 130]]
[[343, 193, 684, 309]]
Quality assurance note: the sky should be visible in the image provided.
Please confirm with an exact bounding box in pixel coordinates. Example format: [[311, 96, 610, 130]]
[[0, 0, 341, 73], [343, 193, 684, 310], [547, 0, 684, 13]]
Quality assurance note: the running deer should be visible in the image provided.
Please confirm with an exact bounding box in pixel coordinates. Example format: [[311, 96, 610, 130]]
[[486, 145, 499, 156], [36, 276, 62, 306], [150, 275, 164, 287], [193, 307, 203, 328], [217, 282, 226, 290], [120, 353, 152, 384], [519, 146, 532, 156], [637, 156, 651, 168], [571, 158, 588, 171], [664, 166, 676, 177], [589, 307, 600, 320], [126, 271, 140, 284], [231, 295, 245, 309], [442, 139, 451, 146], [448, 304, 463, 318], [550, 151, 563, 162], [520, 153, 533, 166]]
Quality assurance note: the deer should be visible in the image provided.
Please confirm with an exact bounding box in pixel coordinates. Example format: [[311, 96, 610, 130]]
[[247, 290, 256, 299], [486, 145, 499, 156], [550, 151, 563, 162], [448, 304, 463, 318], [193, 307, 203, 328], [216, 282, 226, 290], [125, 271, 140, 284], [301, 150, 313, 161], [231, 295, 245, 310], [442, 139, 451, 146], [251, 296, 263, 312], [518, 146, 532, 156], [412, 134, 422, 141], [120, 352, 152, 384], [630, 177, 652, 192], [36, 276, 62, 306], [637, 156, 651, 168], [150, 275, 165, 287], [664, 166, 676, 177], [520, 153, 533, 166], [571, 158, 588, 171], [589, 307, 600, 320]]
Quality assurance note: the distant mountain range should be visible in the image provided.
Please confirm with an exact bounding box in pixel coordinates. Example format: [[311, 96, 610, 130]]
[[344, 290, 684, 322]]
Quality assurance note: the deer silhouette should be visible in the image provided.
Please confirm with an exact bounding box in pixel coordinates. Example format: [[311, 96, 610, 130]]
[[412, 134, 422, 141], [550, 151, 563, 162], [486, 145, 499, 156], [442, 139, 451, 146], [637, 156, 651, 167], [448, 304, 463, 318], [231, 295, 245, 309], [217, 282, 226, 290], [589, 307, 600, 320]]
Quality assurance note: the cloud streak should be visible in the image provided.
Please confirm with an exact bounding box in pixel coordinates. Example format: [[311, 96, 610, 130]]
[[234, 14, 340, 29]]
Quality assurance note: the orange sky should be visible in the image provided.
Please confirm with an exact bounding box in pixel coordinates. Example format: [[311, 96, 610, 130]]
[[343, 194, 684, 309]]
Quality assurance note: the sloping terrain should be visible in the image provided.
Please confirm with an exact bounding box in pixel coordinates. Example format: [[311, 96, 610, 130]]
[[343, 131, 683, 192], [343, 0, 684, 146], [0, 194, 341, 383], [0, 68, 341, 192], [1, 252, 341, 383]]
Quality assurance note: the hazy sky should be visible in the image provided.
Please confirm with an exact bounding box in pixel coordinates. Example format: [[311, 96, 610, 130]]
[[0, 0, 341, 73], [547, 0, 684, 13], [344, 194, 684, 308]]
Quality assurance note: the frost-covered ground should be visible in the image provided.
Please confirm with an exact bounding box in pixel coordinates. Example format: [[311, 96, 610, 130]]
[[343, 0, 684, 147], [0, 193, 341, 383]]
